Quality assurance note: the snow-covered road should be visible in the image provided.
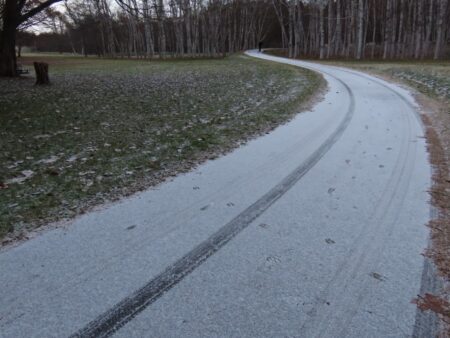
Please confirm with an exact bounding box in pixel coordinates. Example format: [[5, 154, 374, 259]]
[[0, 51, 435, 337]]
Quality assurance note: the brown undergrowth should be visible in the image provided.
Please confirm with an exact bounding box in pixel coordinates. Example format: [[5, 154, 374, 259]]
[[414, 293, 450, 325], [414, 95, 450, 336]]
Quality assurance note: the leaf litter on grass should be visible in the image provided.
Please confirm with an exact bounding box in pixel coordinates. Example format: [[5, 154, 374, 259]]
[[0, 54, 324, 242]]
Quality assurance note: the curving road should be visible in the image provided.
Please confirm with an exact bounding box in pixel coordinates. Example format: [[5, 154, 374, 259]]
[[0, 51, 435, 337]]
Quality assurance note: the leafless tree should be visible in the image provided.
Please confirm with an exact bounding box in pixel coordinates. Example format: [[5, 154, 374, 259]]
[[5, 0, 448, 69], [0, 0, 63, 76]]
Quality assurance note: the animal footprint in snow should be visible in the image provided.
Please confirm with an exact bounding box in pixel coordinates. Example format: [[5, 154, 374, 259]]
[[257, 255, 281, 273], [266, 255, 281, 264], [370, 272, 386, 281]]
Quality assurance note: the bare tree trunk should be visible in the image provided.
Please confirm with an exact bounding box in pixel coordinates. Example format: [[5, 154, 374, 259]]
[[0, 0, 19, 77], [191, 0, 200, 55], [422, 0, 434, 59], [288, 1, 294, 58], [403, 0, 414, 58], [346, 0, 356, 57], [335, 0, 342, 56], [356, 0, 365, 59], [184, 0, 193, 56], [408, 1, 417, 57], [156, 0, 166, 58], [390, 0, 397, 57], [327, 0, 334, 58], [104, 0, 116, 57], [294, 1, 301, 58], [396, 0, 405, 58], [34, 62, 50, 85], [319, 5, 325, 59], [272, 0, 288, 50], [414, 0, 424, 59], [434, 0, 448, 59], [1, 0, 62, 77], [371, 0, 376, 58], [143, 0, 154, 58], [383, 0, 392, 59]]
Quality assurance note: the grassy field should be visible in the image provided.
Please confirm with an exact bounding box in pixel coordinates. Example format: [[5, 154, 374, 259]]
[[0, 53, 323, 241]]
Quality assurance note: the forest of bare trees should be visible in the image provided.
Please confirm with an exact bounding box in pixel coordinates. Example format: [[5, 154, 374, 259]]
[[47, 0, 450, 60], [274, 0, 450, 60], [56, 0, 270, 58], [1, 0, 449, 76]]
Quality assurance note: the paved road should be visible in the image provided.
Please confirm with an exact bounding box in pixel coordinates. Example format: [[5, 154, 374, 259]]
[[0, 51, 435, 337]]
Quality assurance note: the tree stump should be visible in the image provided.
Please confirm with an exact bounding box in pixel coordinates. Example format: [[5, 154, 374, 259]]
[[33, 62, 50, 85]]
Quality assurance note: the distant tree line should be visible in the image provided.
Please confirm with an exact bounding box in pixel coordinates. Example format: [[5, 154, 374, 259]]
[[1, 0, 449, 76], [274, 0, 450, 60], [40, 0, 271, 58], [30, 0, 450, 60]]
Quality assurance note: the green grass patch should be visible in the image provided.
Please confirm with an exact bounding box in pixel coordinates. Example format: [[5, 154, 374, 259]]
[[0, 53, 323, 240]]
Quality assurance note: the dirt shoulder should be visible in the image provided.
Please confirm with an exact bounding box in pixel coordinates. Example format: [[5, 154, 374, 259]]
[[413, 92, 450, 336]]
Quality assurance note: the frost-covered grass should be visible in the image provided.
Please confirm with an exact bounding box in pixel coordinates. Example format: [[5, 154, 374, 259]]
[[0, 54, 323, 240], [265, 49, 450, 102], [320, 60, 450, 102]]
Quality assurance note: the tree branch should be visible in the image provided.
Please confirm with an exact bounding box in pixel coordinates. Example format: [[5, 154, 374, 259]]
[[19, 0, 63, 25]]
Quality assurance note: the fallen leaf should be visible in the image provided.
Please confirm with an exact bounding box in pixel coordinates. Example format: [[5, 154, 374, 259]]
[[6, 170, 35, 184]]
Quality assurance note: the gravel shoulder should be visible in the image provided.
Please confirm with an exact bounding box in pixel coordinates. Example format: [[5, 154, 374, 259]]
[[0, 53, 324, 243]]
